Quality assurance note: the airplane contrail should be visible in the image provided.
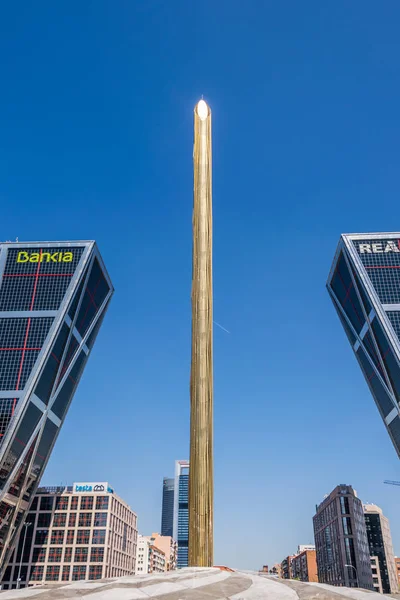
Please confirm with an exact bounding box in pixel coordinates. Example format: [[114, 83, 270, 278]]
[[213, 320, 230, 334]]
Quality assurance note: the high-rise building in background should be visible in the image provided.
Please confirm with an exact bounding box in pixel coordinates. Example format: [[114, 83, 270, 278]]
[[327, 233, 400, 457], [2, 481, 137, 589], [364, 503, 397, 594], [161, 478, 174, 537], [173, 460, 189, 568], [313, 485, 373, 590], [0, 241, 113, 577]]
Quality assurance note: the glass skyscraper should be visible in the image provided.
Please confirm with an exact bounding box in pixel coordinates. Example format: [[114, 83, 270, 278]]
[[0, 241, 113, 577], [327, 233, 400, 457], [172, 460, 189, 568], [161, 477, 174, 537]]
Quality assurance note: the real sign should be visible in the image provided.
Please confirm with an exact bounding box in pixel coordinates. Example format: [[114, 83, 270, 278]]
[[358, 241, 400, 254]]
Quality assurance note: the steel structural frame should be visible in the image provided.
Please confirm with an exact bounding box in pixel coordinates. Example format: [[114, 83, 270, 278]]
[[327, 233, 400, 456]]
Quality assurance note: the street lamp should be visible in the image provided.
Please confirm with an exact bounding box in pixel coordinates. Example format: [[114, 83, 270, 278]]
[[16, 522, 31, 589], [345, 564, 359, 588]]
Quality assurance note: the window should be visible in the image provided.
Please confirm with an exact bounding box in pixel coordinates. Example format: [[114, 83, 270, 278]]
[[64, 547, 73, 562], [72, 565, 86, 581], [76, 530, 90, 544], [48, 547, 62, 562], [40, 496, 54, 511], [71, 496, 78, 510], [66, 530, 75, 544], [74, 547, 88, 562], [62, 566, 70, 581], [30, 565, 44, 581], [92, 529, 106, 545], [51, 530, 64, 545], [79, 512, 92, 527], [37, 513, 51, 527], [89, 565, 103, 580], [55, 496, 69, 510], [35, 530, 49, 545], [46, 565, 60, 581], [68, 513, 76, 527], [96, 496, 109, 510], [342, 517, 353, 535], [32, 547, 46, 562], [53, 513, 66, 527], [80, 496, 93, 510], [30, 497, 38, 511], [340, 496, 350, 515], [90, 547, 104, 562], [94, 512, 107, 527]]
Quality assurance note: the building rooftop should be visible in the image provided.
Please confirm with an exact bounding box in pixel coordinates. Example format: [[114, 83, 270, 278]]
[[0, 568, 393, 600]]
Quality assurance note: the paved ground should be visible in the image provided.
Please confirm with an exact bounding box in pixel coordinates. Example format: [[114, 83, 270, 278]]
[[0, 568, 396, 599]]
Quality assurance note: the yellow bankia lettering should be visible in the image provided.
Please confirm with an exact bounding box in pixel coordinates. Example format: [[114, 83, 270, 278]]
[[16, 251, 74, 263]]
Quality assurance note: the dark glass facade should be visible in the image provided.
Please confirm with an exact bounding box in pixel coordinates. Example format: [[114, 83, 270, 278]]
[[313, 485, 373, 590], [327, 234, 400, 457], [365, 513, 389, 593], [177, 473, 189, 568], [0, 242, 113, 578], [161, 477, 174, 537]]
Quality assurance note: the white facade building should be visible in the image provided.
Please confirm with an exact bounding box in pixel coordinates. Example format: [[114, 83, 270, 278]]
[[135, 536, 165, 574]]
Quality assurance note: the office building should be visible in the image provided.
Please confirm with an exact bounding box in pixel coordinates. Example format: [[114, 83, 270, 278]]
[[364, 503, 397, 594], [161, 478, 174, 537], [136, 536, 165, 574], [173, 460, 189, 568], [0, 241, 113, 577], [327, 233, 400, 457], [1, 482, 137, 589], [291, 549, 318, 583], [313, 485, 373, 590], [394, 556, 400, 588]]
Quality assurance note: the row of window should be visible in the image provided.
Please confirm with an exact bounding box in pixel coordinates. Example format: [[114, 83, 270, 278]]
[[33, 511, 107, 529], [110, 498, 135, 525], [33, 528, 106, 548], [32, 546, 104, 563], [33, 495, 109, 512], [30, 564, 102, 582]]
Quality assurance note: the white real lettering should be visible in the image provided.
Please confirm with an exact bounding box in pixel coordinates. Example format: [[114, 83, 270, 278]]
[[385, 241, 400, 253], [359, 244, 371, 253], [372, 243, 383, 253]]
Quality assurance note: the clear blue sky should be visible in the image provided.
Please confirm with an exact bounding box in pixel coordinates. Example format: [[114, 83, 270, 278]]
[[1, 0, 400, 570]]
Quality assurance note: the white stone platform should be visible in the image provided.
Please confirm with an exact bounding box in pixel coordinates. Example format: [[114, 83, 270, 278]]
[[0, 568, 398, 599]]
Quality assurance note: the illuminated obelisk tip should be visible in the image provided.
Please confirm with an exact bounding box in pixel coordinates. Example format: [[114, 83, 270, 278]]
[[189, 99, 214, 567]]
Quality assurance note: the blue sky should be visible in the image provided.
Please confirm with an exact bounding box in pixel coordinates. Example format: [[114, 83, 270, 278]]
[[1, 0, 400, 569]]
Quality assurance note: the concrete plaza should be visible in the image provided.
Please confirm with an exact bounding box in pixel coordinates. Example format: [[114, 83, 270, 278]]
[[0, 568, 398, 600]]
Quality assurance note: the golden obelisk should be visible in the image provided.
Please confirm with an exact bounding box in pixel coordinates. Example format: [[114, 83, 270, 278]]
[[188, 99, 214, 567]]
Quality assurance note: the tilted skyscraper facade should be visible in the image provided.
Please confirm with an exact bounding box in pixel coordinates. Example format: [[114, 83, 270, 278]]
[[0, 241, 113, 574], [327, 233, 400, 457]]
